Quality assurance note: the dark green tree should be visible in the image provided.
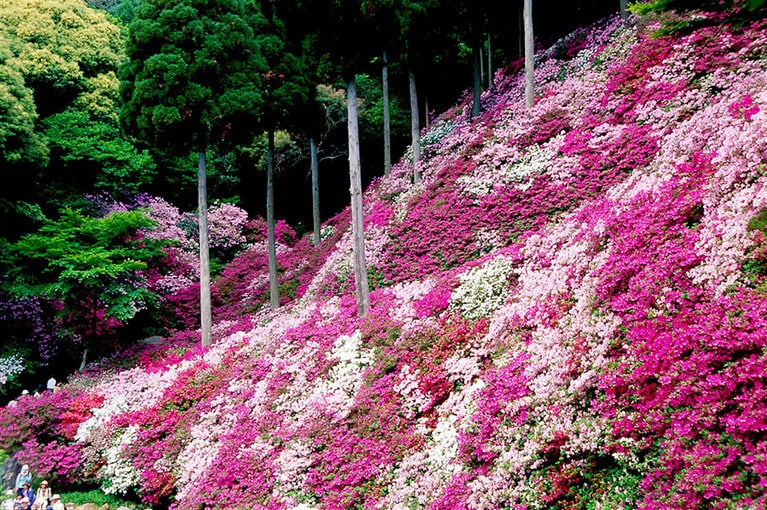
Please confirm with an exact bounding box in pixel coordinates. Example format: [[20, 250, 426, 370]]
[[0, 0, 144, 231], [247, 1, 310, 310], [120, 0, 265, 346], [2, 208, 165, 370], [120, 0, 265, 344]]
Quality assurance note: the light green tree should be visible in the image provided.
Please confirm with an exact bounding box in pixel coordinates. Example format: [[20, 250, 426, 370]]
[[0, 40, 48, 169], [3, 209, 165, 370], [0, 0, 155, 217]]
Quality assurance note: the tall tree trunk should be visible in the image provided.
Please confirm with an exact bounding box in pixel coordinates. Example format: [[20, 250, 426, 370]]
[[267, 129, 279, 310], [382, 51, 392, 176], [79, 349, 88, 372], [347, 78, 370, 317], [424, 96, 430, 131], [409, 69, 421, 183], [518, 5, 523, 56], [472, 40, 482, 117], [311, 136, 321, 245], [198, 150, 212, 347], [619, 0, 628, 20], [523, 0, 535, 108], [81, 298, 96, 371], [487, 34, 493, 88], [479, 43, 484, 88]]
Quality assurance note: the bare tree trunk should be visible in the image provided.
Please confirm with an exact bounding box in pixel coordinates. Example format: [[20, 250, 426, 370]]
[[487, 34, 492, 88], [267, 129, 279, 310], [347, 78, 370, 317], [518, 5, 523, 56], [479, 43, 484, 88], [424, 96, 430, 131], [409, 69, 421, 183], [311, 136, 320, 245], [198, 150, 212, 347], [472, 40, 482, 117], [382, 51, 392, 176], [523, 0, 535, 108], [80, 300, 97, 371], [619, 0, 628, 20], [79, 349, 88, 372]]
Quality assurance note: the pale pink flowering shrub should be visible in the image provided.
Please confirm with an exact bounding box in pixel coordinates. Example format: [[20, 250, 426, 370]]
[[207, 201, 249, 252]]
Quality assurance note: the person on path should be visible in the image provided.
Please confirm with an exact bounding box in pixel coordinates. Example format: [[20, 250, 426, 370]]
[[14, 465, 32, 492]]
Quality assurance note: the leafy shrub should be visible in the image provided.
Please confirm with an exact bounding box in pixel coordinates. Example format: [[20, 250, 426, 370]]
[[58, 489, 136, 509]]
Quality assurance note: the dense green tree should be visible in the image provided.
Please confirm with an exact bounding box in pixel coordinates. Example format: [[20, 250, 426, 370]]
[[0, 0, 155, 229], [2, 208, 165, 370], [0, 0, 123, 117], [43, 108, 155, 196], [0, 40, 47, 171], [120, 0, 266, 346], [248, 1, 311, 310]]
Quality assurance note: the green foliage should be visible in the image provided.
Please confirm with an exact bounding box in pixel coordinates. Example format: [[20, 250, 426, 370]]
[[0, 0, 124, 114], [43, 108, 156, 195], [120, 0, 267, 153], [748, 208, 767, 233], [241, 130, 303, 173], [0, 0, 159, 225], [278, 277, 300, 300], [3, 208, 166, 342], [742, 208, 767, 293], [85, 0, 123, 16], [0, 40, 48, 168], [252, 3, 311, 131], [354, 73, 409, 140], [57, 489, 136, 509], [367, 265, 391, 290]]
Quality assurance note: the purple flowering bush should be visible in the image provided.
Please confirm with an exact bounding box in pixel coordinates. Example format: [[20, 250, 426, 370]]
[[4, 7, 767, 509]]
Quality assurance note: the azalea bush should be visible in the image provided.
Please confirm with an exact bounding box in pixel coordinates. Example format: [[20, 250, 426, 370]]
[[3, 6, 767, 510]]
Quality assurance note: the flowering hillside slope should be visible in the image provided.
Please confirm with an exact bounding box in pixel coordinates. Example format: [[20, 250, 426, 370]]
[[4, 8, 767, 509]]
